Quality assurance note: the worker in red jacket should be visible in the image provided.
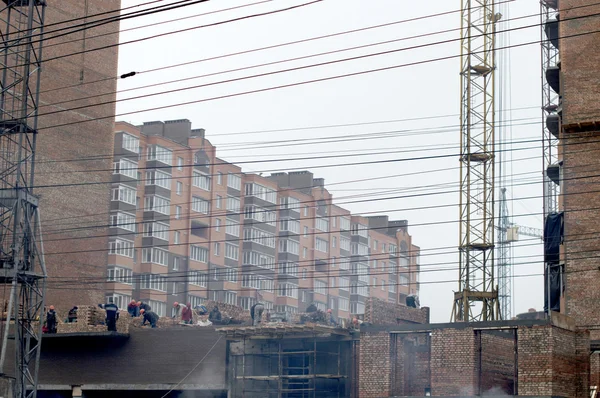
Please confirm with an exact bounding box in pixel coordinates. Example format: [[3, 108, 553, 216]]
[[181, 303, 193, 324]]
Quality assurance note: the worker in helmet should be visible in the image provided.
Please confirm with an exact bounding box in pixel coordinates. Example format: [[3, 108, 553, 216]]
[[45, 305, 57, 334], [98, 302, 119, 332], [172, 301, 187, 319], [140, 308, 159, 328]]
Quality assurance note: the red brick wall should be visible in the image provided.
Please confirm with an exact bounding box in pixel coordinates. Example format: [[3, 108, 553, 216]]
[[591, 352, 600, 388], [518, 324, 589, 397], [363, 297, 429, 325], [390, 333, 430, 396], [430, 328, 477, 396], [479, 331, 516, 395], [358, 331, 391, 398], [36, 1, 121, 309]]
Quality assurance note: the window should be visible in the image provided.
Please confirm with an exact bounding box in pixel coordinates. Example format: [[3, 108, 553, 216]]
[[280, 219, 300, 233], [314, 280, 327, 295], [330, 277, 335, 288], [303, 226, 309, 237], [400, 255, 410, 268], [110, 212, 136, 232], [339, 217, 351, 231], [277, 283, 298, 298], [147, 145, 172, 165], [144, 195, 170, 215], [302, 269, 307, 280], [175, 206, 182, 219], [303, 206, 309, 216], [316, 217, 329, 232], [142, 247, 169, 266], [174, 231, 180, 244], [109, 239, 134, 258], [351, 302, 365, 315], [227, 196, 241, 212], [339, 277, 349, 291], [389, 244, 397, 255], [227, 173, 241, 190], [382, 243, 386, 253], [106, 293, 132, 310], [331, 256, 336, 267], [381, 280, 386, 291], [143, 222, 169, 241], [121, 133, 139, 152], [373, 240, 378, 250], [189, 296, 205, 309], [332, 236, 337, 248], [278, 262, 298, 276], [389, 281, 397, 293], [148, 300, 167, 317], [112, 185, 136, 205], [333, 216, 337, 228], [280, 196, 300, 209], [217, 172, 223, 185], [225, 220, 240, 237], [216, 195, 222, 209], [352, 262, 369, 283], [177, 157, 184, 170], [261, 279, 274, 292], [245, 183, 276, 203], [215, 218, 221, 232], [278, 239, 299, 255], [145, 170, 171, 189], [242, 251, 275, 270], [189, 271, 207, 286], [224, 267, 238, 282], [190, 245, 208, 263], [113, 158, 138, 179], [339, 257, 350, 270], [351, 223, 369, 238], [239, 297, 256, 311], [224, 292, 237, 305], [243, 228, 276, 248], [214, 242, 220, 256], [192, 196, 210, 214], [302, 247, 307, 258], [339, 297, 349, 311], [351, 282, 368, 296], [192, 171, 211, 191], [244, 206, 276, 225], [340, 237, 351, 251], [173, 257, 180, 271], [213, 267, 219, 281], [351, 243, 369, 256], [315, 238, 328, 253], [400, 274, 409, 286], [176, 181, 183, 195], [140, 274, 167, 292], [107, 266, 133, 284], [242, 274, 261, 289], [373, 277, 378, 286], [225, 243, 239, 260]]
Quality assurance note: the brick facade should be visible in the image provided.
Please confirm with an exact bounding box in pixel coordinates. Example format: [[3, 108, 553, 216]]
[[358, 331, 391, 398], [36, 1, 121, 309], [363, 297, 429, 325]]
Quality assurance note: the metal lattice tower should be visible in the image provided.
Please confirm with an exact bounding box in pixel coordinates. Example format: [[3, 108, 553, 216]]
[[540, 0, 560, 218], [0, 1, 47, 397], [497, 188, 512, 320], [452, 0, 501, 322]]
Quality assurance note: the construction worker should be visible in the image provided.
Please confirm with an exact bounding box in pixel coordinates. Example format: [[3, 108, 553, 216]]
[[45, 305, 57, 334], [98, 303, 119, 332], [172, 302, 187, 318], [250, 302, 264, 326], [127, 300, 140, 317], [208, 305, 222, 323], [66, 306, 78, 323], [140, 308, 159, 328], [181, 303, 193, 325], [137, 301, 151, 312], [327, 309, 337, 326], [306, 303, 317, 313]]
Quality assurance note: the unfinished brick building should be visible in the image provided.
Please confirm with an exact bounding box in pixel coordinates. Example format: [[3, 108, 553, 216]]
[[34, 1, 121, 308]]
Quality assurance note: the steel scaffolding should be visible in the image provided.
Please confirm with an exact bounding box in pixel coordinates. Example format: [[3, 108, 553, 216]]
[[0, 1, 47, 397], [452, 0, 501, 322]]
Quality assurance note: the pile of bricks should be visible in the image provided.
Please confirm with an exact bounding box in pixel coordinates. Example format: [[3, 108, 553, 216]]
[[47, 305, 130, 334]]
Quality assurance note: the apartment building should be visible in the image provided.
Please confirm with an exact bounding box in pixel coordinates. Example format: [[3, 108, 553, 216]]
[[108, 119, 420, 318]]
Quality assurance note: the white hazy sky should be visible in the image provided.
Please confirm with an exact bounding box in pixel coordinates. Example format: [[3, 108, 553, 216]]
[[116, 0, 545, 323]]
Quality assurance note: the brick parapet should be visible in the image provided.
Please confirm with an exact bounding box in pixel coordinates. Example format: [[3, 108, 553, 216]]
[[363, 297, 429, 325]]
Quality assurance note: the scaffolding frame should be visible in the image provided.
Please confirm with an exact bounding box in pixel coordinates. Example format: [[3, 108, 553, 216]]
[[453, 0, 501, 322], [0, 1, 47, 397]]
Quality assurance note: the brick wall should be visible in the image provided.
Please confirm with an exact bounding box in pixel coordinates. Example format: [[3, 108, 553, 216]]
[[35, 1, 121, 309], [479, 331, 516, 395], [390, 333, 430, 396], [358, 331, 391, 398], [518, 324, 589, 397], [363, 297, 429, 325], [430, 328, 477, 396], [591, 352, 600, 388]]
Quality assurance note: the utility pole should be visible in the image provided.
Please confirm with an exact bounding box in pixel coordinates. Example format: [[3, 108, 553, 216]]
[[452, 0, 501, 322], [0, 1, 47, 397]]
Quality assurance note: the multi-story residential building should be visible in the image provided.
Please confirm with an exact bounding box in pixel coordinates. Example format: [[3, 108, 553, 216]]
[[108, 119, 420, 319]]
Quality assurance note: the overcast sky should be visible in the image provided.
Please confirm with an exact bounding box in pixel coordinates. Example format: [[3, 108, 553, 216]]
[[116, 0, 545, 322]]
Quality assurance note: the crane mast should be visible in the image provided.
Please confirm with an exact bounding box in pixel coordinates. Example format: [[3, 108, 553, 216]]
[[0, 1, 47, 397], [452, 0, 501, 322]]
